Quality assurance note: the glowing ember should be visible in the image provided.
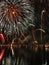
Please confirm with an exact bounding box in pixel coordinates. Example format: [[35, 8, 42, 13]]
[[6, 5, 22, 20]]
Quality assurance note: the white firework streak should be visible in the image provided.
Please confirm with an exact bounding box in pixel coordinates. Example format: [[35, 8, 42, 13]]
[[0, 0, 34, 35]]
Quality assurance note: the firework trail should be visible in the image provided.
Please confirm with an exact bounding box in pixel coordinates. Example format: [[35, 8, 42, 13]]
[[0, 0, 34, 35]]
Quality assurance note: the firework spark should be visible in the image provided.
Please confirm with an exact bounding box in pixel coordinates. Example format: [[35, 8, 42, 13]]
[[0, 0, 34, 35]]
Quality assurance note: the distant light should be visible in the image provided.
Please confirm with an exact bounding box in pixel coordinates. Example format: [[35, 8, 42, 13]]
[[12, 11, 15, 15]]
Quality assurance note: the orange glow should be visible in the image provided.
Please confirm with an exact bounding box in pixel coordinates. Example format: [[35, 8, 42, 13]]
[[7, 5, 16, 18], [12, 11, 15, 15], [6, 5, 22, 20]]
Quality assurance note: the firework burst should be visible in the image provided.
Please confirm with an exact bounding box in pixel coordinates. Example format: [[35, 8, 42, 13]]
[[0, 0, 34, 35]]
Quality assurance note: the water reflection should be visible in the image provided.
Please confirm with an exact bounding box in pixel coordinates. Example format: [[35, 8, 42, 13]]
[[0, 45, 48, 65]]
